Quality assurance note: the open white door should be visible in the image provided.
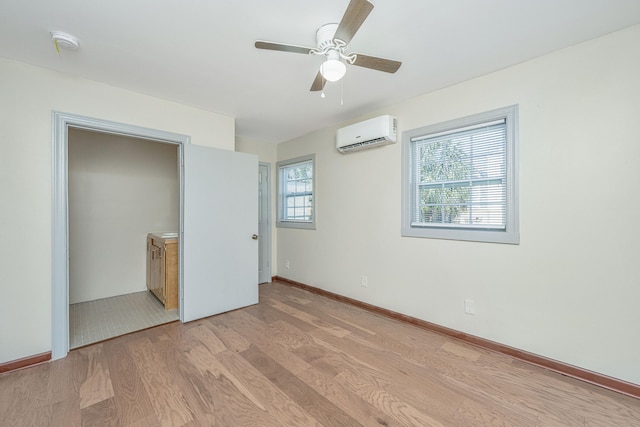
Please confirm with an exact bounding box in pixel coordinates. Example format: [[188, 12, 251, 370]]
[[182, 145, 258, 322]]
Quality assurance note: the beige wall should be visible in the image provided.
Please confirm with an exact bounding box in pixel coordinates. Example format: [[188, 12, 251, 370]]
[[0, 57, 234, 363], [69, 129, 179, 303], [235, 137, 278, 278], [276, 25, 640, 385], [236, 137, 278, 165]]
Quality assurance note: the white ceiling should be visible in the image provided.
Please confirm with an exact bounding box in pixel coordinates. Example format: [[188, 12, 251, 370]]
[[1, 1, 639, 143]]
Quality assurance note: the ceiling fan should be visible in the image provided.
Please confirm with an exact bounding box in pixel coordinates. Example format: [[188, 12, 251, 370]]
[[255, 0, 401, 92]]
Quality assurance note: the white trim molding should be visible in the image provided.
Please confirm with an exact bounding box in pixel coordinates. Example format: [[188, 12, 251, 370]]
[[51, 111, 190, 359]]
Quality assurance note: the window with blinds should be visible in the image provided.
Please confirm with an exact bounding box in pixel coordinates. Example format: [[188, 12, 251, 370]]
[[402, 106, 519, 244], [411, 119, 507, 229], [276, 154, 316, 229]]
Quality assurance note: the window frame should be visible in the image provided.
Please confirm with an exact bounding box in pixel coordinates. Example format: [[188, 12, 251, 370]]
[[276, 154, 316, 230], [402, 105, 519, 244]]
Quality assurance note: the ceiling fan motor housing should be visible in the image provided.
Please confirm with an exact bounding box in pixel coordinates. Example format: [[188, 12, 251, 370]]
[[316, 23, 339, 50]]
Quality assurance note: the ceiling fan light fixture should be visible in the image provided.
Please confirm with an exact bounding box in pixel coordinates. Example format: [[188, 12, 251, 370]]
[[320, 58, 346, 82]]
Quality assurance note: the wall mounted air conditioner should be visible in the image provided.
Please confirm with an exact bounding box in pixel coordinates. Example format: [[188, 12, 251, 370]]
[[336, 115, 397, 153]]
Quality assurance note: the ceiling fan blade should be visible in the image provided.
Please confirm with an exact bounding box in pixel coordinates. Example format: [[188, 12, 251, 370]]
[[333, 0, 374, 45], [352, 54, 402, 73], [255, 40, 313, 55], [310, 71, 326, 92]]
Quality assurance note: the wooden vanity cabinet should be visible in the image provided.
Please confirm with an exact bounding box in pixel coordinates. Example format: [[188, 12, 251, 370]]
[[146, 233, 178, 310]]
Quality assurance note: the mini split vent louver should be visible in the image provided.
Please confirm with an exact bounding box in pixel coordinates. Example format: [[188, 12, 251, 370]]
[[336, 115, 397, 153]]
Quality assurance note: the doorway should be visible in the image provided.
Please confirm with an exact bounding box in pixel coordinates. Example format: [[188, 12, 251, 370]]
[[67, 128, 180, 348], [53, 112, 259, 360], [52, 112, 190, 359]]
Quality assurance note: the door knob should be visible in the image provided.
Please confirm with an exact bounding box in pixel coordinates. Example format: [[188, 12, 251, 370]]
[[252, 234, 259, 240]]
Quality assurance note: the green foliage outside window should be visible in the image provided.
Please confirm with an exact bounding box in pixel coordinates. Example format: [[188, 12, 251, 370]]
[[418, 139, 471, 224]]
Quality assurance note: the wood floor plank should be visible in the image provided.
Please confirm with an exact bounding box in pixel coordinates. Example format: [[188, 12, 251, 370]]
[[3, 281, 640, 426], [46, 347, 88, 426], [128, 338, 194, 426], [264, 319, 316, 351], [0, 361, 51, 422], [215, 349, 324, 426], [308, 306, 556, 426], [241, 345, 362, 427], [440, 354, 603, 424], [45, 354, 77, 405], [328, 320, 552, 423], [5, 403, 56, 427], [79, 344, 115, 409], [198, 373, 282, 427], [80, 396, 120, 426], [299, 366, 406, 427], [153, 337, 233, 424], [165, 344, 222, 421], [285, 298, 379, 337], [186, 324, 227, 355], [0, 367, 39, 422], [511, 358, 640, 425], [292, 342, 345, 378], [309, 327, 466, 420], [204, 318, 251, 353], [268, 298, 352, 338], [103, 339, 155, 425], [440, 341, 482, 362], [335, 366, 447, 427], [218, 309, 313, 375], [124, 414, 162, 427], [244, 300, 318, 332], [49, 398, 82, 427], [452, 397, 539, 427], [258, 282, 311, 305], [278, 284, 407, 335], [158, 320, 203, 354], [187, 345, 266, 411], [329, 342, 462, 424], [178, 347, 284, 427]]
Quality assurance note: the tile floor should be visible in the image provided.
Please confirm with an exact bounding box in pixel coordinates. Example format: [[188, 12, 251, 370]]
[[69, 290, 178, 348]]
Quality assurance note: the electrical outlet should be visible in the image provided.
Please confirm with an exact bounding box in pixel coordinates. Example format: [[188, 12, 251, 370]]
[[464, 299, 476, 315], [361, 275, 368, 288], [285, 260, 290, 270]]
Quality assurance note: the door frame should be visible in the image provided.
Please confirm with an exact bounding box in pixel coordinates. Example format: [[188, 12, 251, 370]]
[[52, 111, 189, 360], [258, 162, 272, 283]]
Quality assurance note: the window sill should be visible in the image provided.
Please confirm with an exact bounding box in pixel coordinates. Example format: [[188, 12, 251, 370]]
[[402, 226, 519, 244], [277, 220, 316, 230]]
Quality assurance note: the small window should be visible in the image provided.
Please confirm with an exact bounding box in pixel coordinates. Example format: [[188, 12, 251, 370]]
[[402, 105, 519, 244], [276, 154, 315, 229]]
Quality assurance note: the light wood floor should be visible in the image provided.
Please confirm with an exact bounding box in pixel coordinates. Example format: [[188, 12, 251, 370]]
[[1, 281, 639, 426]]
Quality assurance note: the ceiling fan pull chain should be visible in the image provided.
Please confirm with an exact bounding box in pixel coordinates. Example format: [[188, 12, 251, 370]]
[[341, 78, 344, 106]]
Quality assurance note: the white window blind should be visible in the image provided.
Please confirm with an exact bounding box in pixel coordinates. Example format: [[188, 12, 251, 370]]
[[411, 118, 507, 230]]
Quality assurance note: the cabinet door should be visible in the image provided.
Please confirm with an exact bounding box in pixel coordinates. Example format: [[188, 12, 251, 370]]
[[164, 241, 179, 310], [147, 239, 164, 304]]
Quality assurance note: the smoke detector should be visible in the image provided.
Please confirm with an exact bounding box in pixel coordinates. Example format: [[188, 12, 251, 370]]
[[51, 31, 79, 51]]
